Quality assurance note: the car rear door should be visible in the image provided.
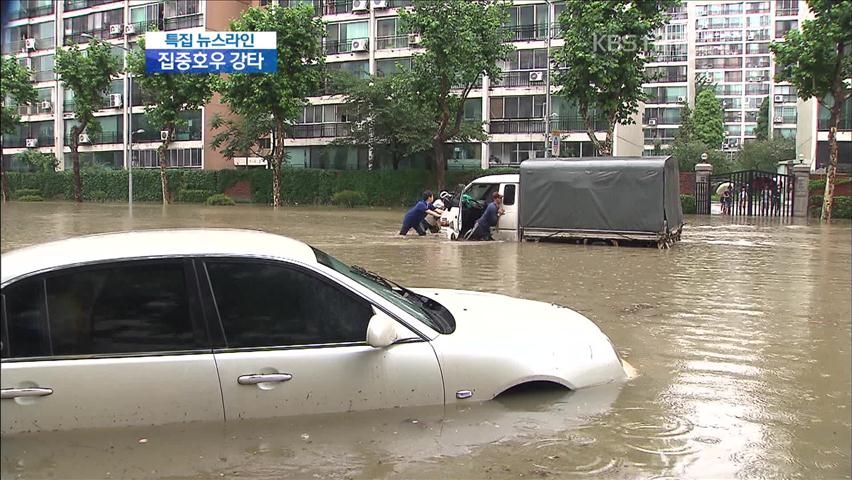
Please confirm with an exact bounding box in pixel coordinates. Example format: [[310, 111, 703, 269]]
[[0, 259, 223, 434], [199, 258, 444, 421]]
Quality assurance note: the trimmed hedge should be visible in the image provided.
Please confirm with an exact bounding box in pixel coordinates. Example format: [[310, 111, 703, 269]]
[[18, 194, 44, 202], [13, 188, 41, 199], [331, 190, 367, 208], [810, 195, 852, 219], [206, 193, 236, 206], [177, 189, 213, 203], [680, 194, 697, 214], [809, 177, 852, 192], [6, 168, 518, 207]]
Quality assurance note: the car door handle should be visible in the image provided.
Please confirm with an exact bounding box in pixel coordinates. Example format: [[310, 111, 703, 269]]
[[237, 374, 293, 385], [1, 387, 54, 400]]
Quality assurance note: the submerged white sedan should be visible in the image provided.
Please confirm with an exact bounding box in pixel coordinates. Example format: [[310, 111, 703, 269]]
[[1, 229, 630, 434]]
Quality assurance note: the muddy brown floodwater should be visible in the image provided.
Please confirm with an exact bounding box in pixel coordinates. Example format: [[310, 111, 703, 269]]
[[1, 202, 851, 480]]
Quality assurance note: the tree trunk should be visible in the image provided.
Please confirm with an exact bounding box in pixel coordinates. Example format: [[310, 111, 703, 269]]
[[820, 96, 842, 222], [271, 119, 284, 207], [70, 125, 83, 203], [392, 151, 400, 170], [581, 104, 609, 156], [158, 138, 171, 205], [433, 139, 446, 191], [1, 145, 8, 202]]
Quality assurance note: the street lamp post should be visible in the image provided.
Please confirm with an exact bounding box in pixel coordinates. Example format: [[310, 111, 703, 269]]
[[544, 0, 553, 159]]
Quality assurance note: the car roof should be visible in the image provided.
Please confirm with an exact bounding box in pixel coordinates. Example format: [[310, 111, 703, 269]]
[[1, 229, 317, 285], [470, 174, 520, 185]]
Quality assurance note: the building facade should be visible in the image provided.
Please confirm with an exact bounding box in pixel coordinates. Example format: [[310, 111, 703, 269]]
[[1, 0, 249, 172], [2, 0, 849, 173]]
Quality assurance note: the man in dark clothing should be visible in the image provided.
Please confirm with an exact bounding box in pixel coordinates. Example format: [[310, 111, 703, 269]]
[[399, 190, 443, 236], [466, 192, 504, 240]]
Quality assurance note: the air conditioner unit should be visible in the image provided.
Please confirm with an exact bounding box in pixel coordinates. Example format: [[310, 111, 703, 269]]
[[352, 0, 368, 13], [408, 33, 422, 45], [25, 138, 38, 148], [78, 133, 91, 144], [41, 100, 52, 111], [774, 94, 784, 103], [677, 95, 686, 102], [160, 130, 171, 141], [25, 38, 36, 50], [747, 32, 755, 40], [124, 24, 136, 35], [371, 0, 388, 8], [648, 118, 657, 126], [109, 24, 123, 35], [350, 38, 368, 52], [109, 93, 123, 108], [773, 116, 783, 123], [529, 71, 544, 82]]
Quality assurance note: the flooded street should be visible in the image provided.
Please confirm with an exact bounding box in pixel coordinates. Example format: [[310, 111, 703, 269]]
[[2, 202, 851, 479]]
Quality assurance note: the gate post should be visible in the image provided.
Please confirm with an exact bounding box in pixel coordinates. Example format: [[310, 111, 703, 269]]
[[792, 163, 810, 217], [695, 163, 713, 214]]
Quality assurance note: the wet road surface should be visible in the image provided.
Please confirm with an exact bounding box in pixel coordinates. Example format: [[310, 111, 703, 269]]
[[1, 202, 850, 479]]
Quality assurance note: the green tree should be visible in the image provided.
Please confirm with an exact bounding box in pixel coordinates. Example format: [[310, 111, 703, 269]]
[[14, 150, 58, 173], [211, 113, 277, 169], [755, 97, 770, 140], [669, 140, 728, 173], [735, 137, 796, 171], [333, 73, 434, 170], [1, 57, 37, 202], [128, 36, 216, 204], [771, 0, 851, 221], [695, 73, 715, 96], [214, 4, 324, 207], [55, 39, 121, 203], [675, 103, 694, 143], [693, 89, 725, 148], [552, 0, 678, 156], [399, 0, 512, 189]]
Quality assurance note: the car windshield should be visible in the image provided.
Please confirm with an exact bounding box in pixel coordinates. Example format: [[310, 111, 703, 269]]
[[312, 248, 455, 334]]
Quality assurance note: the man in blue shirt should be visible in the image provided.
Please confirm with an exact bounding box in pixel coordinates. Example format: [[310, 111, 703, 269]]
[[466, 192, 504, 240], [399, 190, 443, 236]]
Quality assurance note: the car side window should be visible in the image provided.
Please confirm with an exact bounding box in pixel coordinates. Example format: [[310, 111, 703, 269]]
[[1, 278, 52, 359], [205, 261, 373, 348], [45, 261, 206, 356], [503, 184, 517, 206]]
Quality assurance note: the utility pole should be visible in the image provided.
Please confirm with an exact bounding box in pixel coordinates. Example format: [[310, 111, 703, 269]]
[[544, 0, 553, 159]]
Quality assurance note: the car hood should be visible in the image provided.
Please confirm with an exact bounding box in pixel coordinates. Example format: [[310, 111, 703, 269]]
[[412, 288, 606, 341]]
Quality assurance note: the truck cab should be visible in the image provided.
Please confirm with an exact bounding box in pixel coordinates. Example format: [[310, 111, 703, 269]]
[[442, 174, 520, 241]]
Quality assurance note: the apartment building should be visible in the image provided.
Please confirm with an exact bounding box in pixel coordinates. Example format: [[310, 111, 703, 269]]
[[3, 0, 848, 173], [643, 0, 850, 171], [261, 0, 643, 171], [1, 0, 249, 172]]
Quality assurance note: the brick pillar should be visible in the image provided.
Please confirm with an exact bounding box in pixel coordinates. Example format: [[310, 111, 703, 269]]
[[792, 163, 810, 217], [695, 163, 713, 214]]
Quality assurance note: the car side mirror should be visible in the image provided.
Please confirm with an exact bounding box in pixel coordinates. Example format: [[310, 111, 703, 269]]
[[366, 311, 409, 348]]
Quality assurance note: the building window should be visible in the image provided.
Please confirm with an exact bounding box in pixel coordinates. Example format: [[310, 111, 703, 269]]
[[135, 148, 202, 168], [775, 20, 798, 39], [325, 21, 369, 54], [376, 18, 407, 50], [505, 4, 551, 41], [64, 9, 124, 45], [376, 58, 411, 77], [776, 0, 799, 16]]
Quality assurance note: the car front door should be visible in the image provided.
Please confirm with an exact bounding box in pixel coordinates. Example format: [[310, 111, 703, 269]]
[[497, 183, 519, 240], [200, 259, 444, 421], [0, 260, 223, 434]]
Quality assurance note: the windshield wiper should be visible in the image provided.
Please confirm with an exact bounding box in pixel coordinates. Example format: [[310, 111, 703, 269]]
[[350, 265, 400, 291]]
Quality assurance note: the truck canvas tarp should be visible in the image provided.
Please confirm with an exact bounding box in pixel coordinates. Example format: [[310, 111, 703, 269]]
[[519, 156, 683, 245]]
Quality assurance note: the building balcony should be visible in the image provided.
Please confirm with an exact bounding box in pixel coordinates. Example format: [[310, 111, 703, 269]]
[[376, 35, 409, 50], [164, 13, 204, 31], [64, 0, 116, 12], [499, 23, 552, 42], [3, 134, 55, 148], [489, 116, 606, 134], [65, 131, 123, 145], [324, 39, 369, 55], [64, 26, 117, 45], [491, 70, 548, 88], [776, 8, 798, 17], [133, 129, 202, 143], [7, 2, 54, 20], [289, 123, 351, 138]]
